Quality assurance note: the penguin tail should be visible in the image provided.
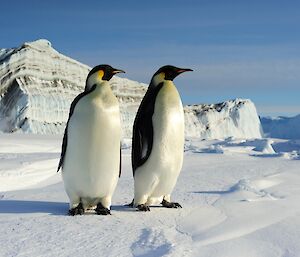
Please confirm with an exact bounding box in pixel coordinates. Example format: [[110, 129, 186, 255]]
[[124, 199, 134, 207]]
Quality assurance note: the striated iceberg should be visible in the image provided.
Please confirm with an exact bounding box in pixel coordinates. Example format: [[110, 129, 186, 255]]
[[184, 99, 263, 139], [0, 39, 263, 139], [0, 39, 147, 136]]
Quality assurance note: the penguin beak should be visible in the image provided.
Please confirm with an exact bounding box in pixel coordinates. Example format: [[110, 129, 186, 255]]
[[112, 69, 125, 74], [176, 68, 193, 74]]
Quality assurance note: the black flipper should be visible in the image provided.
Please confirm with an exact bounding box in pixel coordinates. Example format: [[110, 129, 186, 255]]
[[57, 85, 97, 172], [131, 82, 164, 176], [119, 144, 122, 177]]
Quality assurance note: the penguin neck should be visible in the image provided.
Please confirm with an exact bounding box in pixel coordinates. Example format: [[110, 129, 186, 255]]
[[151, 75, 175, 90], [85, 72, 111, 91], [93, 81, 112, 94], [92, 81, 118, 107], [85, 78, 108, 89]]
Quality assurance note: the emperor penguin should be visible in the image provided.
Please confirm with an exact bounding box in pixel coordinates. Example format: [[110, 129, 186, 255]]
[[132, 65, 193, 211], [57, 64, 125, 215]]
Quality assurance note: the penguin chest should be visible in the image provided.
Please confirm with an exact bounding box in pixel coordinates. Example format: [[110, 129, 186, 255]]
[[63, 88, 121, 196], [151, 81, 184, 174]]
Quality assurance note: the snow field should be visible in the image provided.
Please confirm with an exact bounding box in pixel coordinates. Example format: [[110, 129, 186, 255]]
[[0, 134, 300, 256]]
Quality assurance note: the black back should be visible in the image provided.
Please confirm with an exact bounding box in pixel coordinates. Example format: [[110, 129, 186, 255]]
[[131, 82, 164, 176]]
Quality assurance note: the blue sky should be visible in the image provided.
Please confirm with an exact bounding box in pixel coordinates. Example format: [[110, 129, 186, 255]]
[[1, 0, 299, 116]]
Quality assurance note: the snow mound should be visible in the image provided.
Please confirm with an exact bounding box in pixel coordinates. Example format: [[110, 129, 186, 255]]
[[280, 150, 300, 160], [1, 39, 263, 140], [231, 176, 281, 202], [188, 143, 225, 154], [252, 139, 275, 154], [261, 115, 300, 139]]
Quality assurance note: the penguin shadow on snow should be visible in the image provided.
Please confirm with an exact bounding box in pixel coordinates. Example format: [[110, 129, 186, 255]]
[[191, 184, 240, 195], [0, 199, 68, 216], [111, 203, 179, 213], [0, 201, 141, 216], [110, 204, 137, 213], [0, 200, 183, 216], [192, 189, 233, 195]]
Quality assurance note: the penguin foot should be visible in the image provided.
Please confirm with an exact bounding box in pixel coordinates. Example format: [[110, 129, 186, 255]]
[[161, 199, 182, 208], [69, 203, 85, 216], [125, 199, 134, 207], [136, 204, 150, 212], [95, 203, 111, 215]]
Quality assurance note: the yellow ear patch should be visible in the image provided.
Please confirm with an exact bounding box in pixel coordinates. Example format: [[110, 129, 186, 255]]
[[153, 72, 166, 85], [98, 70, 104, 80]]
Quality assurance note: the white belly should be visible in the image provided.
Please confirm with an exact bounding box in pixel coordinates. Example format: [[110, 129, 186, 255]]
[[62, 85, 121, 201], [135, 81, 184, 201]]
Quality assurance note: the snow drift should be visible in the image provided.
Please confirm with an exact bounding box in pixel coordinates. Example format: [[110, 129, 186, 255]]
[[0, 39, 263, 139], [1, 134, 300, 257]]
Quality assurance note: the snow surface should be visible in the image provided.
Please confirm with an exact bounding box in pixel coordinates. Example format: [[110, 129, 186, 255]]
[[261, 115, 300, 139], [1, 134, 300, 257], [0, 39, 263, 139]]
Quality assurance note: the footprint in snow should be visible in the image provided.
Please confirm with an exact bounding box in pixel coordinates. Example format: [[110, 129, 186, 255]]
[[131, 228, 172, 257]]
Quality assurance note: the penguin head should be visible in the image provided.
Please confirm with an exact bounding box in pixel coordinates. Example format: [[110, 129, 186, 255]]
[[152, 65, 193, 85], [85, 64, 125, 91]]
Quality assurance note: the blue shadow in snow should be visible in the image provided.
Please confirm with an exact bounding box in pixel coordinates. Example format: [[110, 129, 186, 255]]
[[250, 153, 281, 158], [191, 185, 238, 195], [0, 200, 68, 215], [192, 190, 232, 195]]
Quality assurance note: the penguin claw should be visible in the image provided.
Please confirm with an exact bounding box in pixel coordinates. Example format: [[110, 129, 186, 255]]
[[69, 203, 85, 216], [172, 202, 182, 208], [137, 204, 150, 212], [96, 203, 111, 215], [96, 208, 111, 215], [161, 199, 182, 209]]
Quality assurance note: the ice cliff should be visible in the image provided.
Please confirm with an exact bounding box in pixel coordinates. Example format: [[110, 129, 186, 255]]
[[0, 39, 147, 136], [261, 115, 300, 139], [0, 39, 263, 139], [185, 99, 263, 139]]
